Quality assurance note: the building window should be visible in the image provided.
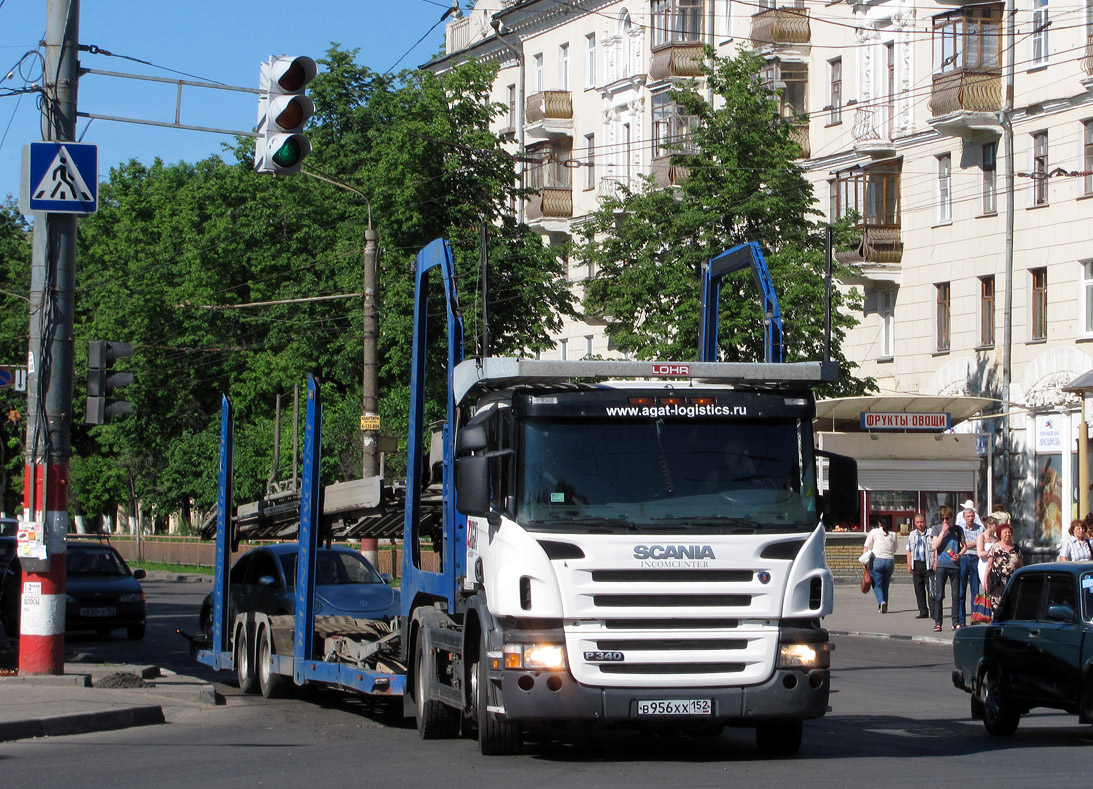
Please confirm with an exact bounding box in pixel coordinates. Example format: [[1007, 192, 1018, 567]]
[[559, 43, 570, 91], [533, 53, 544, 93], [714, 0, 732, 39], [878, 290, 895, 360], [652, 0, 704, 47], [829, 58, 842, 125], [527, 140, 573, 190], [1032, 0, 1049, 66], [559, 338, 568, 360], [761, 60, 808, 120], [980, 275, 995, 347], [936, 283, 951, 352], [1082, 260, 1093, 335], [506, 84, 516, 132], [1032, 131, 1049, 206], [834, 163, 901, 228], [584, 133, 596, 191], [585, 34, 596, 88], [982, 142, 997, 215], [1084, 120, 1093, 196], [585, 336, 594, 358], [937, 154, 952, 224], [652, 92, 698, 156], [1031, 267, 1048, 340], [933, 5, 1002, 74]]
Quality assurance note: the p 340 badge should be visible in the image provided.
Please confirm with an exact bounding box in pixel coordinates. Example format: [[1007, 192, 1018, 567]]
[[584, 651, 625, 662]]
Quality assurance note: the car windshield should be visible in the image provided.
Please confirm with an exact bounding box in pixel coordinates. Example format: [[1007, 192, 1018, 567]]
[[68, 547, 128, 577], [279, 551, 383, 585], [516, 417, 817, 533]]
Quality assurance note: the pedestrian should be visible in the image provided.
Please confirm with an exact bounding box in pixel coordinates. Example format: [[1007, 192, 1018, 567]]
[[905, 512, 934, 619], [986, 523, 1023, 615], [957, 500, 984, 627], [1058, 519, 1093, 562], [976, 515, 1000, 590], [864, 516, 899, 613], [931, 513, 965, 631]]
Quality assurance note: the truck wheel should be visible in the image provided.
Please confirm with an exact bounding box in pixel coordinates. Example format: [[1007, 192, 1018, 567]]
[[258, 624, 292, 699], [981, 672, 1020, 736], [755, 720, 802, 755], [474, 635, 522, 755], [235, 625, 259, 694], [414, 638, 459, 739]]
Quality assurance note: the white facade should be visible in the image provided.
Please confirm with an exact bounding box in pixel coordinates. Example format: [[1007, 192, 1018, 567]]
[[432, 0, 1093, 546]]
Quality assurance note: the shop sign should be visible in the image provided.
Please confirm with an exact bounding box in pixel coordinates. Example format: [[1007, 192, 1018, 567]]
[[860, 412, 951, 431], [1035, 415, 1063, 453]]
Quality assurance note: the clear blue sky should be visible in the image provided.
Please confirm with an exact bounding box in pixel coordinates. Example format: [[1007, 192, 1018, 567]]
[[0, 0, 453, 205]]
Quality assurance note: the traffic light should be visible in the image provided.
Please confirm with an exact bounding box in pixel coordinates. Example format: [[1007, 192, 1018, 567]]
[[86, 341, 134, 425], [255, 55, 317, 175]]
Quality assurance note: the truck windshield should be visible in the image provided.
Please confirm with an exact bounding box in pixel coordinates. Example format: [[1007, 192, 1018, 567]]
[[516, 417, 817, 533]]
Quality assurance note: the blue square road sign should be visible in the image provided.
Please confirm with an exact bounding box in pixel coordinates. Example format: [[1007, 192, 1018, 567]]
[[22, 141, 98, 214]]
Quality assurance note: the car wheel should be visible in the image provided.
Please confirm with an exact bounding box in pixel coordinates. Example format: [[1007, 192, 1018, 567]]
[[981, 671, 1020, 736], [235, 625, 259, 694], [414, 636, 459, 739], [257, 624, 292, 699], [755, 720, 803, 755], [127, 623, 145, 641], [475, 632, 521, 755]]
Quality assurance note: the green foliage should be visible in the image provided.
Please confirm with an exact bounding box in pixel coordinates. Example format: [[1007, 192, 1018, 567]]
[[578, 50, 873, 397], [0, 201, 30, 514]]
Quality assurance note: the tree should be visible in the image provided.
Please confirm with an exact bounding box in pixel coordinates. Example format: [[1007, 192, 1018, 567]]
[[578, 50, 873, 397], [0, 200, 30, 514]]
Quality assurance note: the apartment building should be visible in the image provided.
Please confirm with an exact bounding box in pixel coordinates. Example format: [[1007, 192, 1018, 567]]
[[429, 0, 1093, 547]]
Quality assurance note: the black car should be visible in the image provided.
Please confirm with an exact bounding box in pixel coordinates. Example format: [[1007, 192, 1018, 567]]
[[1, 541, 147, 640], [952, 562, 1093, 735]]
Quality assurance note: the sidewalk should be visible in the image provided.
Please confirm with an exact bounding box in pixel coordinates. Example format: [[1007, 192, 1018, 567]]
[[0, 581, 954, 743]]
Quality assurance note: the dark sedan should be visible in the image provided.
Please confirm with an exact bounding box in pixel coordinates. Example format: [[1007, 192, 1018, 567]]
[[1, 541, 147, 640], [952, 562, 1093, 735], [199, 542, 398, 634]]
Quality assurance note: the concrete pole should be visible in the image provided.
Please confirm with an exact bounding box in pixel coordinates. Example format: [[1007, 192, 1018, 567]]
[[21, 0, 80, 675], [361, 226, 379, 479]]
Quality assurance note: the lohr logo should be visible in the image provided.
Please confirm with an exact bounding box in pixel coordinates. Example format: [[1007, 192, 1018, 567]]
[[651, 363, 689, 377], [633, 544, 716, 560]]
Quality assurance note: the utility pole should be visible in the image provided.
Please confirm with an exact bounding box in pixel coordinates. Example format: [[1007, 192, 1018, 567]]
[[361, 224, 379, 479], [21, 0, 80, 675]]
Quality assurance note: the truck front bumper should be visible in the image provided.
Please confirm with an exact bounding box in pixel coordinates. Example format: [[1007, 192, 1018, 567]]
[[499, 667, 829, 725]]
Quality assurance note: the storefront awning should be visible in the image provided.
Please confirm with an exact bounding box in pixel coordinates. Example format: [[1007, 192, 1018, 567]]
[[814, 395, 1000, 433]]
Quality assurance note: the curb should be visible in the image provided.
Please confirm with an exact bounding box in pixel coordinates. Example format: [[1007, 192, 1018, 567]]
[[0, 705, 165, 742], [828, 630, 951, 646]]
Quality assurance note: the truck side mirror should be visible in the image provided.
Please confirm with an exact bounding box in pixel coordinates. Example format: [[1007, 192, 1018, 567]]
[[456, 455, 491, 517], [457, 424, 488, 455], [816, 450, 858, 525]]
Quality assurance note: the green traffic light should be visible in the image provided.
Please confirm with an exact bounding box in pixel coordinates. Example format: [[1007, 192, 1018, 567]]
[[272, 138, 302, 168]]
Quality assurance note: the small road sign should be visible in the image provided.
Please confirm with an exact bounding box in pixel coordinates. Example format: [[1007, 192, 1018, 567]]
[[0, 369, 11, 388], [21, 141, 98, 214]]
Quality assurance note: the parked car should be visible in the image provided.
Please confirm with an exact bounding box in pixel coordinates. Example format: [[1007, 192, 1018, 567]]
[[198, 542, 398, 634], [952, 562, 1093, 735], [0, 535, 14, 577], [1, 541, 147, 640]]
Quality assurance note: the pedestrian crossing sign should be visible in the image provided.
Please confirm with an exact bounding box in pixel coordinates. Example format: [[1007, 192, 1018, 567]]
[[21, 141, 98, 214]]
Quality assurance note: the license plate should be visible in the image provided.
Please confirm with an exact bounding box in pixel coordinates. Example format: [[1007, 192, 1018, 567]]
[[636, 699, 712, 716], [80, 607, 116, 617]]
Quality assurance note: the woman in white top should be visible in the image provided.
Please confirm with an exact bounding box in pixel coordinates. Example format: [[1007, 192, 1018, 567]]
[[976, 515, 1000, 589], [1059, 519, 1093, 562], [865, 517, 900, 613]]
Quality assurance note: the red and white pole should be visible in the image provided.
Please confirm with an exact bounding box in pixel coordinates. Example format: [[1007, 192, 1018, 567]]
[[18, 464, 68, 674]]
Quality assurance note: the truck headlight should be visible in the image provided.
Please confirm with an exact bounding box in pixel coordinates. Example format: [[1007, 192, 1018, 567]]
[[777, 642, 830, 670], [503, 642, 567, 670]]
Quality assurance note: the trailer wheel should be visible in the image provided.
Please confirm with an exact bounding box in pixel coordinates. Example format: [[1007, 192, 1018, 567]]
[[235, 625, 259, 694], [414, 638, 459, 739], [475, 634, 522, 755], [257, 624, 292, 699], [755, 720, 802, 755]]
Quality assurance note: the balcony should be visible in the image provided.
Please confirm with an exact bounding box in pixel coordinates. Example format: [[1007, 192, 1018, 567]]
[[526, 187, 573, 231], [651, 155, 691, 188], [851, 105, 896, 157], [525, 91, 573, 139], [649, 43, 706, 81], [598, 176, 636, 203], [1083, 35, 1093, 94], [446, 16, 471, 55], [834, 226, 903, 266], [928, 69, 1002, 135], [789, 121, 809, 159], [750, 8, 810, 52]]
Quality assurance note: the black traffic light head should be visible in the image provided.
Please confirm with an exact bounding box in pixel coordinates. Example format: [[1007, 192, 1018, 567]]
[[86, 341, 134, 425]]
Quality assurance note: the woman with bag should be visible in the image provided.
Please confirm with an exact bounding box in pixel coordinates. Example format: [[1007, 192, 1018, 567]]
[[986, 523, 1022, 616], [864, 517, 898, 613], [971, 515, 1000, 624]]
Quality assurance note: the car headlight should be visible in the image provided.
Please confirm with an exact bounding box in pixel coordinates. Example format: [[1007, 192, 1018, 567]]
[[777, 642, 831, 670], [119, 593, 144, 603], [503, 642, 567, 670]]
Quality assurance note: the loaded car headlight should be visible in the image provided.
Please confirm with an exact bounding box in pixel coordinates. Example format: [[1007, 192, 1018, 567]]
[[119, 593, 144, 603], [777, 642, 831, 670], [503, 642, 567, 670]]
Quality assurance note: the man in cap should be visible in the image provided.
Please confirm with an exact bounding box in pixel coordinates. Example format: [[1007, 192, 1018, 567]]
[[957, 499, 984, 627]]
